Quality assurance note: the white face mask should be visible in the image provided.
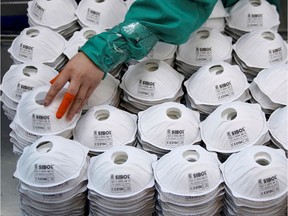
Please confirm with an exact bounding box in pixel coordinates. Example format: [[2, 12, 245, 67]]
[[75, 0, 127, 29], [184, 61, 250, 106], [200, 101, 269, 154], [153, 145, 223, 197], [138, 102, 201, 151], [268, 106, 288, 150], [220, 146, 288, 201], [233, 29, 288, 68], [0, 63, 58, 103], [254, 63, 288, 106], [13, 85, 80, 136], [8, 26, 67, 64], [226, 0, 279, 32], [176, 28, 233, 66], [64, 27, 105, 59], [120, 59, 184, 101], [73, 105, 137, 153], [27, 0, 78, 30], [87, 146, 157, 198], [14, 135, 89, 188]]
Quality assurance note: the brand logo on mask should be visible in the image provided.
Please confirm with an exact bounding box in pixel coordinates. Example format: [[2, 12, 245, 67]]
[[35, 164, 54, 169], [115, 174, 130, 180], [193, 171, 207, 178], [231, 127, 245, 136], [33, 114, 50, 120], [17, 84, 33, 91], [20, 43, 34, 51], [263, 175, 277, 184]]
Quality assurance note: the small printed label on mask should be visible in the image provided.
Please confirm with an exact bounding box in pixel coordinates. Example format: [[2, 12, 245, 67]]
[[86, 8, 100, 25], [227, 127, 249, 148], [137, 79, 156, 97], [247, 14, 263, 28], [41, 193, 63, 200], [32, 3, 45, 21], [32, 114, 51, 132], [34, 164, 55, 184], [19, 43, 34, 61], [195, 47, 212, 63], [94, 130, 113, 148], [166, 129, 185, 147], [25, 131, 40, 140], [15, 83, 34, 99], [269, 47, 283, 64], [110, 174, 131, 193], [215, 81, 234, 101], [188, 170, 209, 192], [258, 175, 280, 197]]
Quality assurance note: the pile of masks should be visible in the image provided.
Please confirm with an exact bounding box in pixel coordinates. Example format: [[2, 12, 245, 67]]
[[87, 146, 157, 216], [175, 27, 233, 79], [184, 61, 250, 117], [0, 63, 58, 120], [119, 59, 184, 113], [221, 146, 288, 216], [14, 135, 89, 216], [27, 0, 81, 39], [9, 85, 80, 155], [73, 105, 138, 156], [249, 63, 287, 114], [154, 145, 225, 216], [225, 0, 280, 42], [232, 28, 288, 81], [137, 102, 201, 158], [200, 101, 270, 161]]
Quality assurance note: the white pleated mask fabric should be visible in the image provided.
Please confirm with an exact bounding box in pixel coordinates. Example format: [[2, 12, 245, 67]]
[[200, 101, 269, 153], [268, 106, 287, 150], [153, 145, 223, 196], [253, 63, 287, 106], [75, 0, 127, 29], [0, 63, 58, 103], [87, 146, 157, 198], [120, 59, 184, 101], [64, 26, 105, 59], [14, 135, 89, 188], [233, 28, 288, 68], [226, 0, 280, 32], [27, 0, 78, 30], [220, 146, 287, 201], [8, 26, 67, 64], [73, 105, 137, 152], [176, 28, 233, 66], [14, 85, 80, 136], [184, 61, 250, 106], [138, 102, 201, 150]]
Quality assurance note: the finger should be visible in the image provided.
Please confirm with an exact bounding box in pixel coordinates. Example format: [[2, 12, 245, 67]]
[[44, 73, 69, 106], [76, 87, 95, 114], [66, 85, 89, 121], [56, 92, 75, 119], [50, 73, 61, 84]]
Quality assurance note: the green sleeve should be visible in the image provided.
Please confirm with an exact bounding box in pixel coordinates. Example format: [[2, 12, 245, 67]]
[[80, 0, 217, 77]]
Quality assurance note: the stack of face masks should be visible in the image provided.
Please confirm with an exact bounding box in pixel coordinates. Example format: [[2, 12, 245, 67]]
[[268, 106, 288, 156], [200, 0, 228, 32], [153, 145, 224, 216], [249, 63, 287, 114], [200, 101, 270, 161], [137, 102, 201, 158], [27, 0, 81, 39], [232, 28, 288, 82], [8, 26, 68, 71], [220, 146, 288, 216], [10, 85, 80, 155], [184, 61, 250, 117], [73, 105, 138, 156], [75, 0, 127, 30], [119, 59, 184, 114], [225, 0, 280, 42], [175, 28, 233, 79], [0, 63, 58, 120], [87, 146, 157, 215], [14, 135, 89, 216]]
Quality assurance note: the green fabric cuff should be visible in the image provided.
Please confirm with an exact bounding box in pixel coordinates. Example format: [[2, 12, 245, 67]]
[[80, 21, 158, 78]]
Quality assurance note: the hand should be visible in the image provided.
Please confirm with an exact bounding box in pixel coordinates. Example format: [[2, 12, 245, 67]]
[[44, 52, 104, 121]]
